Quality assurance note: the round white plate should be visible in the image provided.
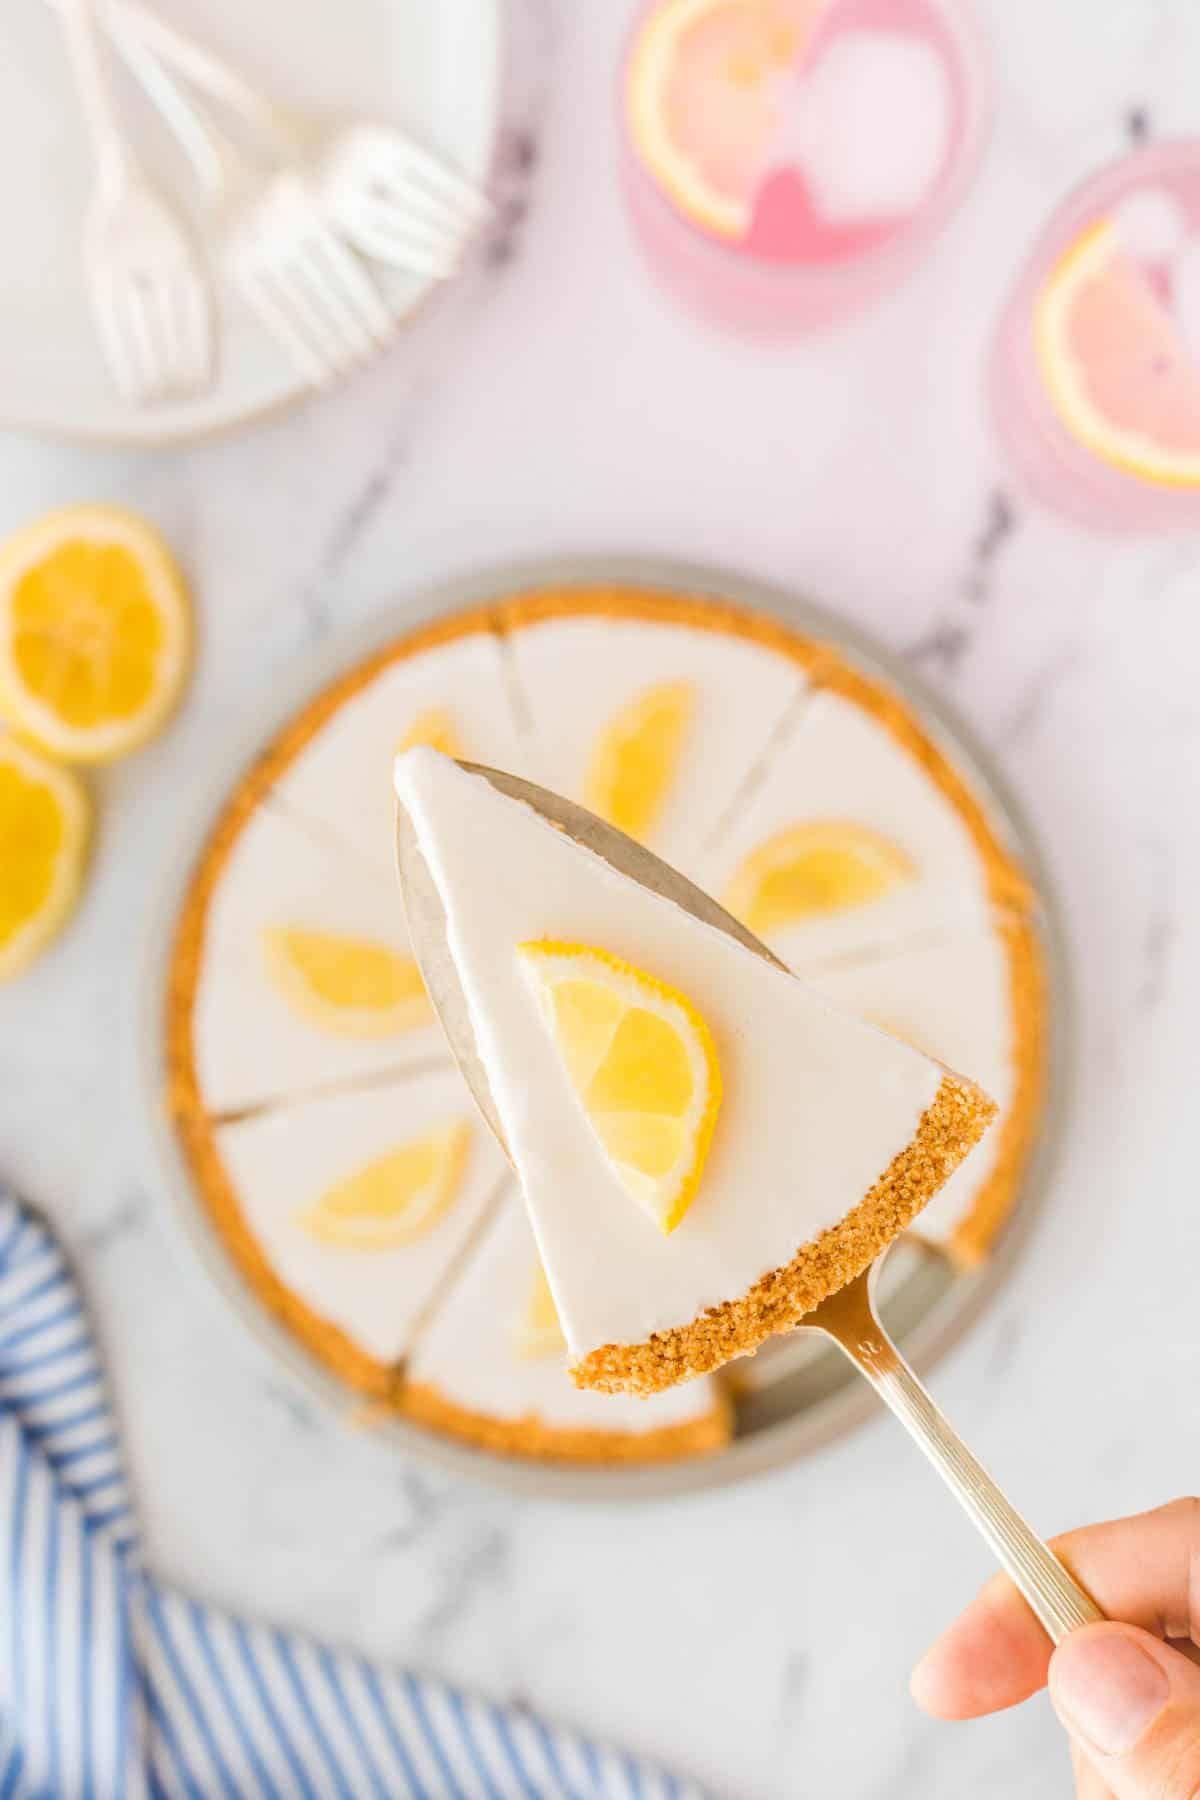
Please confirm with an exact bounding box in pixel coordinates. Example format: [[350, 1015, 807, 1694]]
[[0, 0, 501, 444]]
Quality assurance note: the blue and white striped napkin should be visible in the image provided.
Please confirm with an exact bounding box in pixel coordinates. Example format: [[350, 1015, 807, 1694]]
[[0, 1188, 706, 1799]]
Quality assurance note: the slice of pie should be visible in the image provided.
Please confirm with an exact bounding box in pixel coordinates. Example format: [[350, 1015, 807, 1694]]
[[394, 748, 996, 1396]]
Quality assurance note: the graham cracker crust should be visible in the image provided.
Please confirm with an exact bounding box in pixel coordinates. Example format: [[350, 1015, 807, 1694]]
[[496, 584, 830, 677], [402, 1381, 732, 1465], [571, 1073, 996, 1397]]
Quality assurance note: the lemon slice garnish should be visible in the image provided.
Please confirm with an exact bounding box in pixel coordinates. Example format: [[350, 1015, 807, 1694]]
[[584, 681, 693, 842], [0, 734, 89, 981], [517, 941, 721, 1234], [263, 926, 432, 1038], [1035, 218, 1200, 489], [0, 505, 190, 762], [396, 708, 463, 758], [723, 821, 915, 934], [297, 1123, 471, 1249], [627, 0, 821, 240], [513, 1261, 567, 1360]]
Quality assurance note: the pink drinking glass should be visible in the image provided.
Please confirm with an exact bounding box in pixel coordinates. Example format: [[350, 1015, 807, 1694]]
[[990, 140, 1200, 533], [620, 0, 990, 337]]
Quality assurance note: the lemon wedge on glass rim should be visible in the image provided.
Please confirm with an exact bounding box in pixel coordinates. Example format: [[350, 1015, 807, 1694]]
[[0, 505, 190, 763], [518, 941, 722, 1234], [626, 0, 822, 241], [1034, 218, 1200, 488]]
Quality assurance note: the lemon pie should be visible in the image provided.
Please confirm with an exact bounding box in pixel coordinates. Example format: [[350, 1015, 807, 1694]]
[[394, 747, 996, 1395], [167, 585, 1043, 1451]]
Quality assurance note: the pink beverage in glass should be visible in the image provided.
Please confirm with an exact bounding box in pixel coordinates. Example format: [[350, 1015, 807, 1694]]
[[620, 0, 988, 336], [991, 141, 1200, 532]]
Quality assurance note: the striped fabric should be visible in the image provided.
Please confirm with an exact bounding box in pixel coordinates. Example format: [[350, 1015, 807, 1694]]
[[0, 1190, 706, 1800]]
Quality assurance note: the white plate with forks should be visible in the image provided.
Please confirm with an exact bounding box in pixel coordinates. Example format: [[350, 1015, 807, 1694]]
[[1, 0, 501, 443]]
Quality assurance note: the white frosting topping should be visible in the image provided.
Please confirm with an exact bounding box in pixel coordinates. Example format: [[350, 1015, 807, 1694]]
[[394, 749, 948, 1359], [696, 690, 993, 968], [806, 929, 1015, 1245], [215, 1071, 507, 1365], [272, 630, 535, 882], [507, 617, 805, 872], [407, 1194, 719, 1433], [193, 802, 442, 1114]]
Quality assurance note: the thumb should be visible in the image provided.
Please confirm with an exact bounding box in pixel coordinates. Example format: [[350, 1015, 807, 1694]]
[[1050, 1623, 1200, 1799]]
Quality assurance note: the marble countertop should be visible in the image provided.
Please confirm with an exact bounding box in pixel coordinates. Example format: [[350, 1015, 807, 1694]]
[[6, 0, 1200, 1793]]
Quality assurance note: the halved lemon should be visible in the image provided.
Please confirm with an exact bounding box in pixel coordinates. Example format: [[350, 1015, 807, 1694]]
[[0, 734, 89, 981], [584, 680, 693, 842], [627, 0, 823, 240], [263, 926, 432, 1037], [517, 941, 721, 1234], [1035, 219, 1200, 488], [513, 1261, 567, 1360], [297, 1123, 471, 1248], [0, 505, 190, 762], [396, 708, 463, 758], [723, 821, 914, 935]]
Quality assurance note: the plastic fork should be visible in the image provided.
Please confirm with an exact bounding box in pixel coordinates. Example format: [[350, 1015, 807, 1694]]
[[104, 0, 490, 278], [56, 0, 212, 404], [110, 20, 393, 388], [317, 123, 491, 274], [230, 173, 395, 386]]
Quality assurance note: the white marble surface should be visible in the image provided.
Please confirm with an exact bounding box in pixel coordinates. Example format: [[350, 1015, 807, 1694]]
[[5, 1, 1200, 1793]]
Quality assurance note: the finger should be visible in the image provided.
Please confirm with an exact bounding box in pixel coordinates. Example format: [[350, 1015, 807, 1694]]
[[1072, 1738, 1116, 1800], [911, 1499, 1200, 1719], [1051, 1623, 1200, 1800], [910, 1570, 1052, 1718]]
